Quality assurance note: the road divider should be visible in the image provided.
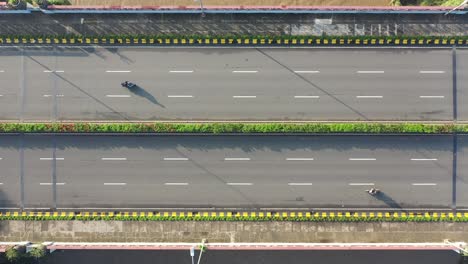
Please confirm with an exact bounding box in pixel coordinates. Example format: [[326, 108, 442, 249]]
[[0, 211, 467, 223], [0, 122, 459, 134], [1, 35, 466, 47]]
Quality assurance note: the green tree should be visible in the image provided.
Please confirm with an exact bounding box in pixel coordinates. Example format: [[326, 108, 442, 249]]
[[5, 247, 20, 262], [28, 246, 46, 259]]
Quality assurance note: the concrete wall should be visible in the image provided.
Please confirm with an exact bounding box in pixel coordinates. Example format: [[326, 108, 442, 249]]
[[0, 12, 466, 36], [0, 221, 467, 243]]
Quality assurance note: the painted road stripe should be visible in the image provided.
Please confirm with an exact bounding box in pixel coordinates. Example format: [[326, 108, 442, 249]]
[[0, 70, 4, 73], [356, 96, 383, 98], [224, 158, 251, 161], [105, 70, 131, 73], [43, 94, 64, 97], [232, 70, 258, 73], [286, 158, 314, 161], [169, 70, 194, 73], [40, 182, 66, 186], [233, 96, 256, 98], [288, 183, 313, 186], [44, 70, 64, 73], [411, 158, 438, 161], [40, 158, 64, 161], [412, 183, 437, 186], [349, 183, 375, 186], [227, 183, 253, 186], [0, 183, 3, 185], [357, 71, 385, 74], [167, 95, 193, 98], [294, 70, 320, 73], [164, 158, 189, 161], [419, 71, 445, 74], [419, 96, 445, 98], [349, 158, 376, 161], [104, 183, 127, 186], [164, 183, 189, 186], [101, 158, 127, 161], [294, 96, 320, 99], [0, 158, 3, 160], [106, 95, 131, 98]]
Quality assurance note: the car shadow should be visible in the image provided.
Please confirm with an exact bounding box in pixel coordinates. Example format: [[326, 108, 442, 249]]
[[128, 85, 165, 108], [374, 192, 403, 210]]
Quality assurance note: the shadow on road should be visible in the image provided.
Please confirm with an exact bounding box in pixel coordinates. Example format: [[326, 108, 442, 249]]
[[375, 192, 403, 210], [128, 85, 165, 108]]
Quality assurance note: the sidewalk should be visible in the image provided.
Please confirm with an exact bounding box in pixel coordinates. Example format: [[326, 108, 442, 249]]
[[1, 220, 467, 243], [69, 0, 390, 6], [0, 12, 466, 36]]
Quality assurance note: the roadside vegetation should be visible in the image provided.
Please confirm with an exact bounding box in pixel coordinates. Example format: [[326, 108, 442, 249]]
[[5, 245, 48, 264], [0, 122, 458, 134]]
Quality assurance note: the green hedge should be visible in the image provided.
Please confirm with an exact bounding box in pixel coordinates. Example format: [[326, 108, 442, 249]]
[[1, 215, 467, 222], [0, 123, 457, 134]]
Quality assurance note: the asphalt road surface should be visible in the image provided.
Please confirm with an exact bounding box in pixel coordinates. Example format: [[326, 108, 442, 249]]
[[42, 249, 463, 264], [0, 47, 464, 121], [0, 134, 466, 210]]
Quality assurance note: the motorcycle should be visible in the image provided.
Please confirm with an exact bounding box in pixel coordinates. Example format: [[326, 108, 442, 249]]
[[121, 81, 136, 88], [366, 188, 380, 196]]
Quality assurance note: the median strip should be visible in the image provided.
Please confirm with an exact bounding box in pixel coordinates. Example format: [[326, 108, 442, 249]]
[[0, 123, 458, 134]]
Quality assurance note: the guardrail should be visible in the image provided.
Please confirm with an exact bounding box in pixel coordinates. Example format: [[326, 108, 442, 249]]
[[0, 35, 467, 46]]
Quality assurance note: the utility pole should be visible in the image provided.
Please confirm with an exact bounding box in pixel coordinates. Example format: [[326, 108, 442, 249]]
[[445, 0, 468, 15], [197, 239, 207, 264]]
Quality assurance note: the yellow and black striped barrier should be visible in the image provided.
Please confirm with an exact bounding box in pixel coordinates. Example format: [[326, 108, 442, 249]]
[[0, 211, 466, 222], [0, 36, 467, 47]]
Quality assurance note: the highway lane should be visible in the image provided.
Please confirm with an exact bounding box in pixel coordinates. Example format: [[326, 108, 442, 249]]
[[458, 49, 468, 120], [44, 249, 462, 264], [0, 47, 456, 121], [0, 135, 461, 209]]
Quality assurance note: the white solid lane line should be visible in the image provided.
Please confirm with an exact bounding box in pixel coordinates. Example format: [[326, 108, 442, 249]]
[[349, 158, 376, 161], [169, 70, 194, 73], [411, 158, 438, 161], [101, 157, 127, 161], [167, 95, 193, 98], [288, 183, 313, 186], [294, 96, 320, 99], [356, 96, 383, 98], [419, 96, 445, 98], [224, 158, 251, 161], [0, 183, 3, 185], [227, 183, 253, 186], [294, 70, 320, 73], [357, 71, 385, 74], [233, 96, 256, 98], [164, 183, 189, 186], [232, 70, 258, 73], [0, 158, 3, 160], [164, 158, 189, 161], [40, 183, 66, 186], [412, 183, 437, 186], [104, 183, 127, 186], [419, 71, 445, 74], [0, 70, 4, 73], [286, 158, 314, 161], [349, 183, 375, 186], [105, 70, 131, 73], [106, 95, 131, 98], [40, 158, 64, 161]]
